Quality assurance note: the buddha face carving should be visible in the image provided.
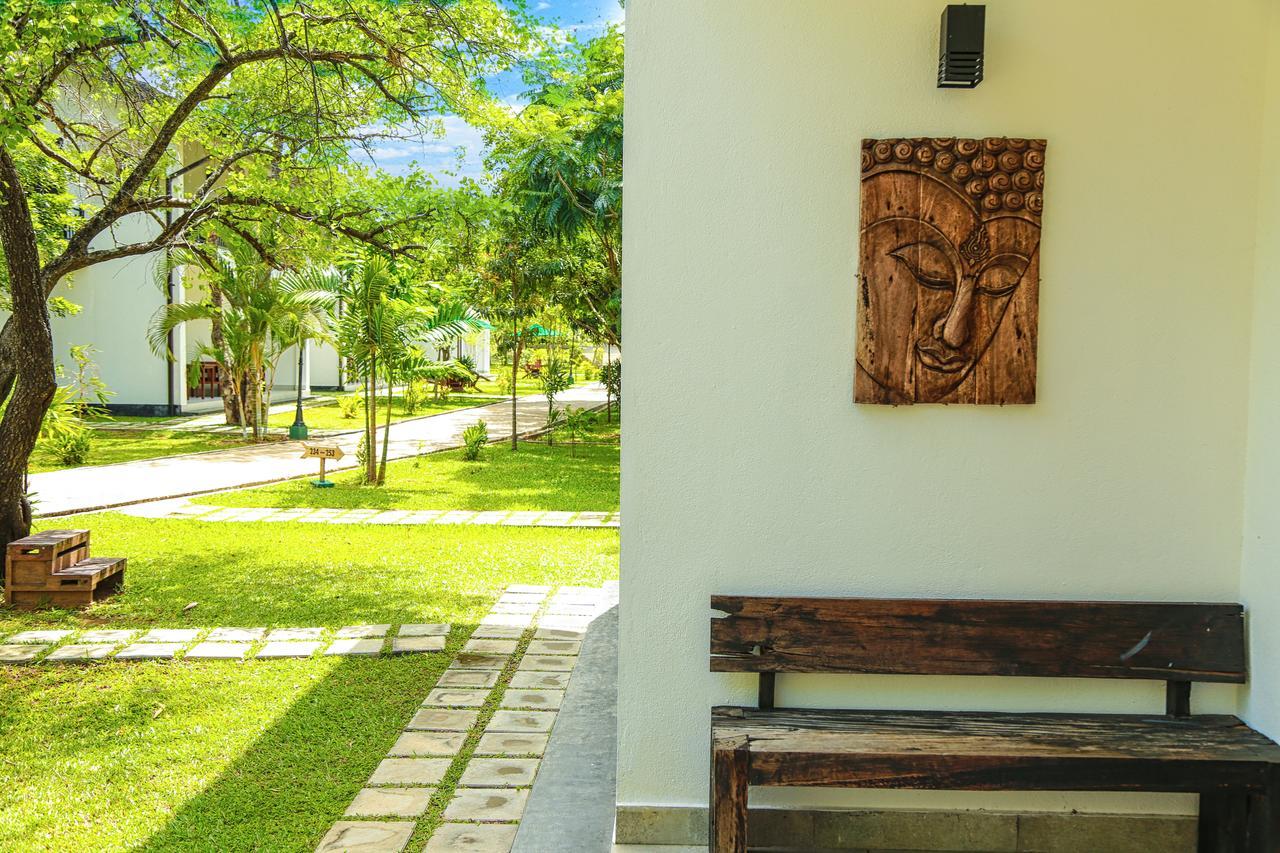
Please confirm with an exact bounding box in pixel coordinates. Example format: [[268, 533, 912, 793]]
[[855, 138, 1044, 405]]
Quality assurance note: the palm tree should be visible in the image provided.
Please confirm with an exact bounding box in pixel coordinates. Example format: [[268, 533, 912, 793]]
[[298, 256, 483, 484], [149, 244, 330, 441]]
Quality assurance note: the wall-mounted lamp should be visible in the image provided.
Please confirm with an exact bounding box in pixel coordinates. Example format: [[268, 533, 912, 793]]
[[938, 4, 985, 89]]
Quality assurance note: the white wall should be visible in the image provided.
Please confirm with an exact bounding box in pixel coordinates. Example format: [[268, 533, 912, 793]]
[[50, 215, 173, 408], [1241, 3, 1280, 742], [621, 0, 1272, 818]]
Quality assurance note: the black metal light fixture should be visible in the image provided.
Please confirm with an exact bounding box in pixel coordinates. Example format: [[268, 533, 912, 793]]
[[938, 4, 985, 89]]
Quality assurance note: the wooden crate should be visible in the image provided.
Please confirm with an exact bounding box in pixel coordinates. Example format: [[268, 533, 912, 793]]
[[5, 530, 125, 609]]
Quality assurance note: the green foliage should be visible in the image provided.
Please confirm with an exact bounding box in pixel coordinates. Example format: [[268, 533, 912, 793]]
[[462, 420, 489, 461], [539, 357, 572, 447], [403, 380, 427, 415], [600, 359, 621, 421], [563, 406, 591, 456], [43, 429, 93, 467], [338, 394, 364, 420]]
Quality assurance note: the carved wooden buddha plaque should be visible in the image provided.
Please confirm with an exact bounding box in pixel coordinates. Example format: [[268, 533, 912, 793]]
[[855, 137, 1045, 405]]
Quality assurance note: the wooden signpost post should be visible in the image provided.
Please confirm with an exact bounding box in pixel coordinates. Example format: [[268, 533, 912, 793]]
[[302, 443, 345, 488]]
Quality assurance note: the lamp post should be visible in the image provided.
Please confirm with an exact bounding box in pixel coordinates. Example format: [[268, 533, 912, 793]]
[[289, 342, 309, 440]]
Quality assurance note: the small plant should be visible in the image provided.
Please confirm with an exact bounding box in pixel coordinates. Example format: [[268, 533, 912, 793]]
[[461, 420, 488, 461], [46, 428, 92, 466], [563, 406, 590, 456], [600, 360, 621, 423], [539, 359, 572, 445], [355, 432, 370, 483], [338, 394, 363, 419], [403, 380, 426, 415], [498, 371, 515, 397]]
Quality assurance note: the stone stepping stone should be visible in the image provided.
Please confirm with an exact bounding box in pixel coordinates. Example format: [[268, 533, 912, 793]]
[[502, 512, 544, 526], [517, 655, 577, 672], [369, 758, 450, 786], [506, 585, 551, 594], [138, 628, 199, 644], [45, 644, 116, 662], [478, 614, 532, 629], [408, 708, 478, 731], [391, 636, 445, 654], [424, 688, 489, 707], [450, 652, 508, 670], [316, 820, 415, 853], [79, 629, 136, 644], [463, 638, 518, 655], [545, 605, 600, 617], [255, 641, 320, 659], [435, 511, 477, 525], [438, 669, 499, 688], [500, 689, 564, 711], [345, 787, 432, 818], [388, 732, 466, 757], [533, 627, 586, 642], [117, 643, 181, 660], [489, 602, 539, 615], [0, 644, 48, 663], [186, 642, 250, 660], [326, 639, 383, 656], [536, 616, 592, 631], [509, 671, 571, 690], [443, 787, 528, 822], [459, 757, 540, 787], [7, 629, 72, 644], [298, 509, 344, 523], [570, 512, 609, 526], [486, 710, 556, 734], [470, 511, 511, 525], [367, 510, 412, 525], [424, 823, 517, 852], [337, 625, 390, 639], [208, 627, 265, 642], [534, 512, 574, 527], [398, 623, 450, 636], [525, 640, 581, 656], [475, 732, 549, 757], [499, 591, 547, 603], [402, 511, 442, 524], [471, 625, 524, 640], [265, 627, 322, 641]]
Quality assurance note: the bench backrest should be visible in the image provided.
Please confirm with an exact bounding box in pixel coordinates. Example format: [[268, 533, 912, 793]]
[[710, 595, 1246, 684]]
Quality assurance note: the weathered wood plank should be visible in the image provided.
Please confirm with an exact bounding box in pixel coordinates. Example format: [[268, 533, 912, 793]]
[[710, 596, 1247, 682], [711, 735, 749, 853], [712, 707, 1280, 793]]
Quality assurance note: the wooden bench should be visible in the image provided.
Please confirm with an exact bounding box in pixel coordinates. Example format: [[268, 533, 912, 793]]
[[709, 595, 1280, 853], [5, 529, 125, 609]]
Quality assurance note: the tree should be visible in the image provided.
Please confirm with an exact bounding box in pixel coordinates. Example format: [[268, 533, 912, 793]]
[[486, 25, 623, 347], [149, 239, 330, 440], [0, 0, 526, 545]]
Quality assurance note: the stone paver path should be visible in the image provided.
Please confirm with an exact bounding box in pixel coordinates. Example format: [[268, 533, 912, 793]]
[[0, 623, 451, 665], [32, 385, 606, 517], [316, 582, 617, 853], [120, 499, 621, 528]]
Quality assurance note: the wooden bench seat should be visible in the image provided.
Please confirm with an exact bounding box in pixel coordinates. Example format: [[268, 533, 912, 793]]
[[709, 595, 1280, 852], [5, 531, 126, 609]]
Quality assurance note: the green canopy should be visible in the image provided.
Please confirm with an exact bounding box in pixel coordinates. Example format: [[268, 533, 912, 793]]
[[525, 323, 561, 338]]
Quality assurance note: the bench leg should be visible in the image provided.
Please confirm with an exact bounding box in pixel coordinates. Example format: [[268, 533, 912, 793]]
[[710, 736, 749, 853], [1247, 771, 1280, 853], [1200, 790, 1249, 853]]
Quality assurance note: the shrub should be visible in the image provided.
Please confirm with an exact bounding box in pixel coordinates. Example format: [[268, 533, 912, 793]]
[[403, 380, 426, 414], [601, 360, 621, 421], [563, 406, 590, 456], [338, 393, 363, 419], [46, 429, 92, 466], [462, 420, 488, 461]]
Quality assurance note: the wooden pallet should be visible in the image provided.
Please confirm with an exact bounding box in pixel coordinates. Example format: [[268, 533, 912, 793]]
[[4, 530, 126, 609]]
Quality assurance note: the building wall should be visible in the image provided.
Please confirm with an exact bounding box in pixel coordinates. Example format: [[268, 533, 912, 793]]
[[50, 215, 174, 409], [1240, 2, 1280, 742], [621, 0, 1271, 819]]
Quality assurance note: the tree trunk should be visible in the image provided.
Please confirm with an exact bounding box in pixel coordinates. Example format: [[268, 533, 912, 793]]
[[511, 332, 523, 452], [378, 366, 393, 485], [209, 284, 238, 425], [0, 149, 58, 547], [365, 357, 378, 483]]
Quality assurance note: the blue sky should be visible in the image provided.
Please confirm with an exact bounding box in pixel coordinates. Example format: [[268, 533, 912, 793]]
[[354, 0, 624, 184]]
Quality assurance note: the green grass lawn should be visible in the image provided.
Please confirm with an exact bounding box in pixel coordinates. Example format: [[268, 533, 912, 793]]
[[28, 429, 269, 474], [0, 514, 618, 851], [268, 392, 499, 432]]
